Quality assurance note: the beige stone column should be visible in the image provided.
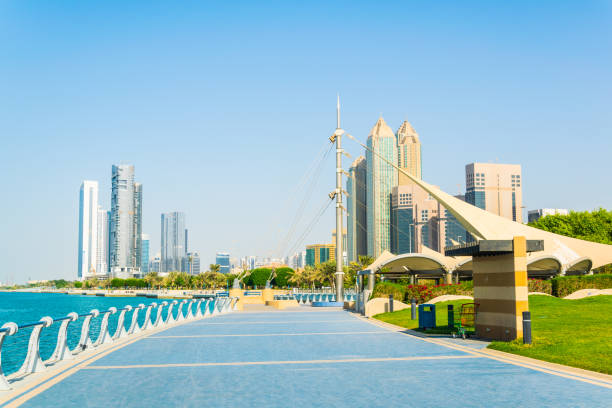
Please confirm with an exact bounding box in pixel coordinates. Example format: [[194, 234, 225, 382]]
[[229, 288, 244, 310], [473, 236, 529, 341]]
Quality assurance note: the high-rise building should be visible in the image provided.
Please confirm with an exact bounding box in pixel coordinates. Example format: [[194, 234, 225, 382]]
[[444, 195, 469, 247], [391, 184, 444, 254], [96, 207, 110, 277], [366, 117, 398, 258], [186, 251, 200, 274], [150, 252, 161, 273], [216, 252, 230, 274], [331, 229, 347, 265], [161, 212, 187, 272], [396, 121, 422, 184], [141, 233, 150, 274], [133, 183, 143, 270], [247, 256, 256, 271], [78, 181, 99, 279], [346, 156, 367, 262], [110, 164, 136, 277], [305, 244, 335, 266], [465, 163, 523, 222]]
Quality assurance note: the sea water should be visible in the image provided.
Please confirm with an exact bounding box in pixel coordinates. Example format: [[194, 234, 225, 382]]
[[0, 292, 180, 376]]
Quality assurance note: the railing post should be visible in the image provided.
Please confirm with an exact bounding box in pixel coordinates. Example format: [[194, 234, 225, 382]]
[[94, 308, 116, 347], [194, 299, 204, 318], [75, 309, 99, 353], [17, 316, 53, 375], [411, 298, 417, 321], [142, 303, 155, 330], [523, 311, 532, 345], [203, 299, 211, 317], [166, 300, 178, 324], [49, 313, 78, 363], [0, 322, 18, 390], [176, 300, 187, 322], [185, 299, 195, 320], [128, 304, 145, 335], [153, 302, 165, 327], [113, 306, 132, 340]]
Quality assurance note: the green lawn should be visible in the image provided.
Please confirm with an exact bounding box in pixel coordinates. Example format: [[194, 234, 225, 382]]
[[373, 295, 612, 375], [489, 295, 612, 374], [374, 299, 468, 334]]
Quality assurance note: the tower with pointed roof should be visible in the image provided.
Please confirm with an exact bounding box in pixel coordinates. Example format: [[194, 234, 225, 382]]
[[366, 117, 398, 258], [396, 120, 422, 185]]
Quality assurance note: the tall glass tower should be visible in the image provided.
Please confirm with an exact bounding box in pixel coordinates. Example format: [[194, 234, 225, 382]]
[[396, 121, 422, 184], [110, 164, 135, 277], [161, 212, 187, 272], [78, 180, 99, 279], [366, 117, 398, 258], [133, 183, 143, 270], [346, 156, 367, 262]]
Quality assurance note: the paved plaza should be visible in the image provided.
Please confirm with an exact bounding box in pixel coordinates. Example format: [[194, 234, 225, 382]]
[[4, 306, 612, 407]]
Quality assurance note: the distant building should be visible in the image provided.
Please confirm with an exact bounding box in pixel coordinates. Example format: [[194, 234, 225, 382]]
[[465, 163, 523, 223], [444, 195, 469, 247], [528, 208, 569, 223], [247, 256, 256, 270], [391, 184, 444, 254], [396, 121, 422, 184], [133, 183, 143, 270], [161, 212, 187, 272], [305, 244, 335, 266], [150, 252, 161, 273], [141, 233, 150, 274], [110, 165, 136, 278], [216, 252, 231, 274], [96, 206, 110, 277], [78, 180, 99, 279], [346, 156, 367, 262], [366, 117, 398, 257], [187, 251, 200, 274]]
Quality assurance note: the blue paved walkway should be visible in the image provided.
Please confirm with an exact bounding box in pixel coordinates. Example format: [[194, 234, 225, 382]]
[[11, 308, 612, 407]]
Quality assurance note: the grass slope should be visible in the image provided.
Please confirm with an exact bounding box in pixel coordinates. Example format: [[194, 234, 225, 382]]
[[488, 295, 612, 374], [374, 295, 612, 374]]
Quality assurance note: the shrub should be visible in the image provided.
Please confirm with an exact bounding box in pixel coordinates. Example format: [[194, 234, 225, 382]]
[[528, 279, 552, 294], [405, 284, 434, 304], [110, 278, 125, 288], [73, 281, 83, 288], [429, 281, 474, 299], [551, 274, 612, 297], [371, 282, 405, 300]]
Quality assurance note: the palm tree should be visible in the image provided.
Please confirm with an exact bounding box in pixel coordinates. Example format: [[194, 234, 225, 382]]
[[209, 264, 221, 274]]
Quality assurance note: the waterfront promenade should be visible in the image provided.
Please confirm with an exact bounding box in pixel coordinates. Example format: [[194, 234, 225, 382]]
[[2, 306, 611, 407]]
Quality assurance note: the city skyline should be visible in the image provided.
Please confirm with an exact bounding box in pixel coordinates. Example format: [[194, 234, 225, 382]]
[[2, 1, 612, 282]]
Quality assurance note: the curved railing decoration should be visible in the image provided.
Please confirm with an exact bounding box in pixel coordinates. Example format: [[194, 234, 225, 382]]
[[0, 296, 238, 391]]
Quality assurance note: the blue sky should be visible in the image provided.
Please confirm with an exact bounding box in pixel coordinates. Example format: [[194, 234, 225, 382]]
[[1, 1, 611, 282]]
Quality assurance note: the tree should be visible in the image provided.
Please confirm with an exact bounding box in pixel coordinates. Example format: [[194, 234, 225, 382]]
[[530, 209, 612, 273], [249, 268, 272, 288], [272, 267, 294, 287], [74, 281, 83, 288], [110, 278, 125, 288], [209, 264, 221, 273], [144, 272, 163, 289]]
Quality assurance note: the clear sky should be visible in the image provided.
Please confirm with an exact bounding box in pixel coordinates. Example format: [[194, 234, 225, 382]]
[[1, 1, 611, 282]]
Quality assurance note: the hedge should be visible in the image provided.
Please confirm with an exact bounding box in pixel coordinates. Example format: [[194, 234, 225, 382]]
[[272, 267, 294, 287], [528, 279, 552, 295], [371, 282, 405, 301], [551, 274, 612, 297]]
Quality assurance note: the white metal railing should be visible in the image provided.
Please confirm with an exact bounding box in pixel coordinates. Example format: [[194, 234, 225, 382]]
[[0, 296, 239, 391]]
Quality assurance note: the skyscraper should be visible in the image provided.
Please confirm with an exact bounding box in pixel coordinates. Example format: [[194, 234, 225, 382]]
[[78, 181, 98, 279], [96, 207, 110, 277], [140, 233, 150, 274], [465, 163, 523, 222], [186, 251, 200, 274], [110, 164, 135, 277], [216, 252, 231, 274], [161, 212, 186, 272], [346, 156, 367, 262], [391, 184, 445, 254], [396, 121, 422, 184], [366, 117, 398, 258], [133, 183, 143, 270]]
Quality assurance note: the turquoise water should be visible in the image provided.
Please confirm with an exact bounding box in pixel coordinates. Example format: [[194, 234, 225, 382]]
[[0, 292, 193, 376]]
